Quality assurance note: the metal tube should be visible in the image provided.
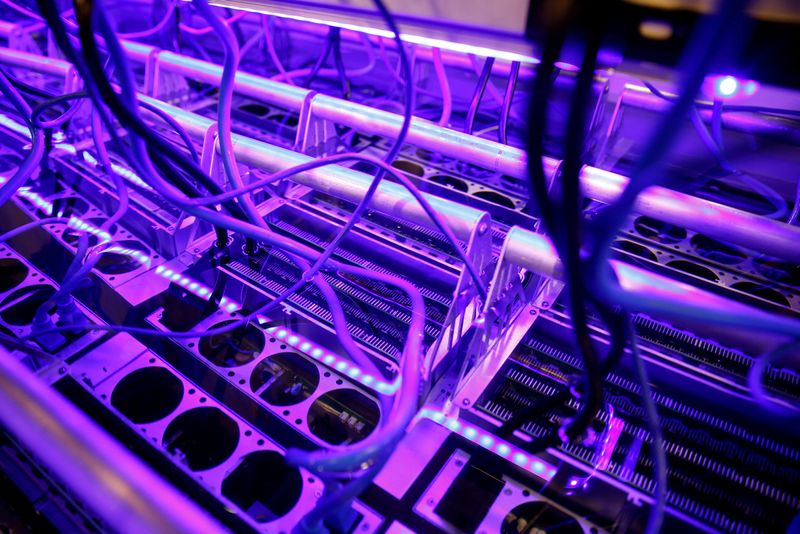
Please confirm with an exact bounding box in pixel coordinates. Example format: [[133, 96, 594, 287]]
[[0, 47, 71, 76], [580, 166, 800, 263], [504, 226, 763, 317], [138, 96, 489, 241], [121, 40, 156, 63], [0, 346, 227, 534], [156, 51, 310, 111], [312, 94, 530, 178], [3, 44, 796, 261], [276, 19, 535, 78]]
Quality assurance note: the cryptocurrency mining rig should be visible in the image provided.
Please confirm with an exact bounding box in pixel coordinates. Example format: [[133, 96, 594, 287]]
[[0, 0, 798, 532]]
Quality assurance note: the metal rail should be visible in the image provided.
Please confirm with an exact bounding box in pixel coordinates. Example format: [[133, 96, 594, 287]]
[[0, 346, 228, 534]]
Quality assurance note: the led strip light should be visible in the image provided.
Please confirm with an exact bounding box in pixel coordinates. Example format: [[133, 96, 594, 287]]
[[418, 407, 558, 481]]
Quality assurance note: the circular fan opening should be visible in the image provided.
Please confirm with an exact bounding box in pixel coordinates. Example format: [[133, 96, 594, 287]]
[[0, 285, 56, 326], [473, 190, 515, 209], [95, 240, 148, 275], [250, 352, 320, 406], [0, 258, 28, 293], [731, 282, 790, 307], [391, 159, 424, 177], [163, 407, 240, 471], [612, 240, 658, 262], [753, 256, 800, 286], [633, 216, 687, 244], [111, 367, 184, 424], [221, 451, 303, 522], [690, 235, 746, 265], [308, 389, 379, 445], [666, 260, 720, 283], [429, 175, 468, 192]]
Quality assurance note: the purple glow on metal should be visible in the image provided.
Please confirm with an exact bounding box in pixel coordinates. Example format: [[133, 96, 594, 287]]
[[205, 2, 540, 64], [67, 217, 113, 243], [554, 61, 579, 72], [16, 186, 54, 215], [82, 152, 155, 191], [147, 262, 401, 393], [417, 408, 558, 481], [102, 245, 152, 267], [0, 113, 31, 137], [4, 182, 113, 242], [596, 412, 624, 471], [261, 324, 400, 394]]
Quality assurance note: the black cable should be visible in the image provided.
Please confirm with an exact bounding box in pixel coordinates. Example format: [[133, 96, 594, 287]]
[[522, 4, 570, 221], [29, 91, 200, 163], [304, 27, 334, 87], [557, 0, 612, 440], [504, 0, 623, 445], [148, 149, 228, 246], [331, 27, 351, 100], [464, 56, 494, 135], [498, 60, 520, 145], [54, 0, 253, 248], [47, 0, 236, 211], [500, 3, 575, 445]]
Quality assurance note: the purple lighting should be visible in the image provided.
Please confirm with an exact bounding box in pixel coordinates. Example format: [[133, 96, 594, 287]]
[[706, 74, 759, 100], [716, 76, 738, 97], [417, 408, 558, 481], [261, 324, 401, 394]]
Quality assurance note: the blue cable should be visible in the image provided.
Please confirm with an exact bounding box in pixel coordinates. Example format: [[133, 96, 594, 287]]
[[627, 319, 667, 534], [0, 70, 44, 208]]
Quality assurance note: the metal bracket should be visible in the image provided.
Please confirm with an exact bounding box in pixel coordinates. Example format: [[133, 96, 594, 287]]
[[299, 95, 340, 157], [424, 213, 493, 381], [294, 90, 317, 151], [199, 121, 220, 179], [448, 230, 565, 410], [141, 48, 161, 96], [152, 55, 189, 102]]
